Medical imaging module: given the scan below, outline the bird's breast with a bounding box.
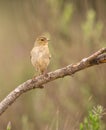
[31,46,50,66]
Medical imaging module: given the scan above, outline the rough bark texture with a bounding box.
[0,48,106,116]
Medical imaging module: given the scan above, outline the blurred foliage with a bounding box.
[82,9,104,50]
[60,3,73,36]
[0,0,106,130]
[80,105,105,130]
[7,121,12,130]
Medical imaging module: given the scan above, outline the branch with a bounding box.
[0,48,106,116]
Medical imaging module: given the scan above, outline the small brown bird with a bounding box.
[30,35,51,75]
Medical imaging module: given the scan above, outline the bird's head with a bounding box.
[35,36,50,46]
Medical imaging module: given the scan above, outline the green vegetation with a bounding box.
[7,122,11,130]
[80,105,105,130]
[82,9,104,47]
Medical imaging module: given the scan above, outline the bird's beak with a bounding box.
[47,39,50,41]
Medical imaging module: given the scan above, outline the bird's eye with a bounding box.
[40,38,44,41]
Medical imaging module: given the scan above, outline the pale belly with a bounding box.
[31,46,50,73]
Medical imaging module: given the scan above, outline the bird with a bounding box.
[30,35,51,76]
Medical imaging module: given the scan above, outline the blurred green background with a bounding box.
[0,0,106,129]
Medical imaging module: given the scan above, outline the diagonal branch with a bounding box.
[0,48,106,116]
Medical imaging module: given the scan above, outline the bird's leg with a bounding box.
[42,69,48,77]
[31,73,44,89]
